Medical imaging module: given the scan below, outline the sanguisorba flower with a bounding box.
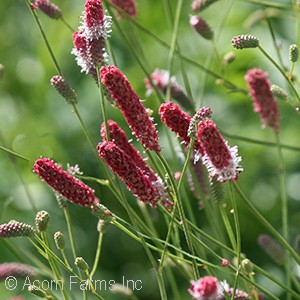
[197,120,243,182]
[97,141,160,207]
[231,35,259,49]
[51,75,77,104]
[190,15,214,40]
[100,66,160,152]
[245,68,280,133]
[191,0,219,12]
[159,101,202,154]
[0,221,35,238]
[108,0,137,18]
[188,276,219,299]
[33,157,97,207]
[34,0,62,19]
[0,263,36,281]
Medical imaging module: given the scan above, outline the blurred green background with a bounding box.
[0,0,300,299]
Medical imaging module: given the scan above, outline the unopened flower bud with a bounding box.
[28,285,47,298]
[271,84,288,101]
[35,210,50,232]
[222,52,236,65]
[188,107,213,138]
[55,192,68,208]
[75,257,89,271]
[0,221,35,238]
[231,35,259,49]
[92,203,115,223]
[241,258,253,274]
[97,219,109,233]
[54,231,65,250]
[221,258,230,267]
[191,0,219,12]
[110,283,133,297]
[51,76,77,104]
[190,15,214,40]
[289,44,298,62]
[34,0,62,19]
[0,64,4,80]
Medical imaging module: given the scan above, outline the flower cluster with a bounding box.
[188,276,250,300]
[108,0,137,18]
[145,69,193,111]
[191,0,219,12]
[50,75,77,104]
[0,221,35,238]
[190,15,214,40]
[0,263,36,280]
[33,157,97,207]
[34,0,62,19]
[72,0,111,74]
[245,68,280,133]
[100,65,160,152]
[231,35,259,49]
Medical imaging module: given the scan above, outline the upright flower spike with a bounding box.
[231,35,259,49]
[197,120,243,182]
[34,0,62,19]
[33,157,97,207]
[159,101,202,154]
[245,68,280,133]
[0,263,36,280]
[289,44,299,63]
[81,0,112,40]
[100,66,160,152]
[191,0,219,12]
[0,221,35,238]
[190,16,214,40]
[97,141,160,207]
[100,120,157,182]
[145,69,193,111]
[108,0,137,18]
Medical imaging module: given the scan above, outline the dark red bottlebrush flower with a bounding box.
[0,221,35,238]
[101,120,157,182]
[231,35,259,49]
[188,276,218,299]
[190,15,214,40]
[33,157,97,207]
[197,120,243,182]
[97,141,160,207]
[245,68,280,133]
[0,263,36,280]
[159,101,202,154]
[72,31,105,74]
[34,0,62,19]
[80,0,112,41]
[100,66,160,152]
[109,0,137,18]
[145,69,193,111]
[51,75,77,104]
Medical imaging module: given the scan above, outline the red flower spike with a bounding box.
[33,158,97,207]
[34,0,62,19]
[197,120,243,182]
[109,0,137,18]
[159,101,202,154]
[101,120,158,182]
[100,66,160,152]
[245,68,280,133]
[0,263,36,280]
[188,276,218,299]
[97,141,160,207]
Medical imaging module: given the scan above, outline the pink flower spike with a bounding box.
[100,66,160,152]
[97,141,160,207]
[197,120,243,182]
[159,101,202,154]
[109,0,137,18]
[188,276,219,299]
[34,0,62,19]
[33,158,97,207]
[245,68,280,133]
[81,0,112,40]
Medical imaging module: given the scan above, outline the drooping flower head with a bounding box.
[245,68,280,133]
[145,69,193,111]
[81,0,112,40]
[101,120,157,181]
[108,0,137,18]
[0,221,35,238]
[100,66,160,152]
[51,75,77,104]
[159,101,202,154]
[188,276,219,299]
[34,0,62,19]
[33,157,97,207]
[197,120,243,182]
[0,263,36,281]
[190,15,214,40]
[97,141,160,207]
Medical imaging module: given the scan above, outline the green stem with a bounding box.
[219,205,237,250]
[258,45,300,106]
[90,231,104,278]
